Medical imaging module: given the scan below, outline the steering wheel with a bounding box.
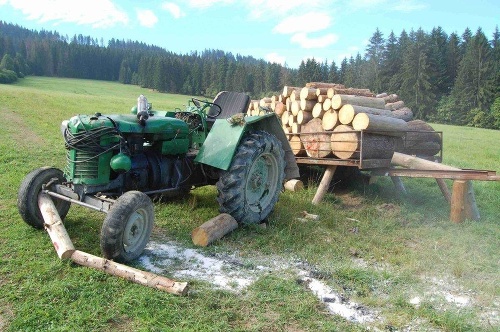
[191,98,222,119]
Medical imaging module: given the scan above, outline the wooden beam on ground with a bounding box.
[312,165,337,205]
[191,213,238,247]
[39,193,188,296]
[435,178,451,204]
[450,180,467,223]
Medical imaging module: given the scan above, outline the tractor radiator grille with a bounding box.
[66,150,99,180]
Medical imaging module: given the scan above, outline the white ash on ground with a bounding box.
[138,240,379,325]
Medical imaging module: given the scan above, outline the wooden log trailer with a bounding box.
[287,128,499,223]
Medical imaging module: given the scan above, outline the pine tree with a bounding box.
[450,28,495,124]
[399,28,435,119]
[365,28,385,93]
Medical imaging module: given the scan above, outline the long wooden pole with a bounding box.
[312,166,337,205]
[38,194,188,296]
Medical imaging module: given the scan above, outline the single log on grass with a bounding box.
[322,110,338,131]
[284,179,304,191]
[300,118,332,158]
[331,125,398,160]
[331,94,386,110]
[338,104,395,124]
[352,113,408,136]
[38,193,75,259]
[71,250,189,296]
[192,213,238,247]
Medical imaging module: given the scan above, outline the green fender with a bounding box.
[194,113,300,180]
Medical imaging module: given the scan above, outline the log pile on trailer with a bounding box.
[247,82,441,162]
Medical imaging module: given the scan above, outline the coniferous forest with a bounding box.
[1,21,499,129]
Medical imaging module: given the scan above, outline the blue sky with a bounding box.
[0,0,498,68]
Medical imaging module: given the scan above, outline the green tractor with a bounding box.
[18,91,299,263]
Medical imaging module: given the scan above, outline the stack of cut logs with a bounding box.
[247,82,441,160]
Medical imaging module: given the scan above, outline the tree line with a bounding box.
[1,21,499,129]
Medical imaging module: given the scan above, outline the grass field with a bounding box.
[0,77,499,331]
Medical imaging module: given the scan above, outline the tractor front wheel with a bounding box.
[216,131,285,224]
[100,191,154,262]
[17,167,71,229]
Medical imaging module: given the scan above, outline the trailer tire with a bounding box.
[100,191,154,262]
[216,130,285,224]
[18,167,71,229]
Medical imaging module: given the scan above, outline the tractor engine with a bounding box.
[61,112,193,196]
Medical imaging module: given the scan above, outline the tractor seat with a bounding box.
[206,91,250,128]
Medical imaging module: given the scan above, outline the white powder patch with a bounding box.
[139,240,378,324]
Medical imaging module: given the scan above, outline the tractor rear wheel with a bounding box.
[100,191,154,262]
[216,131,285,224]
[18,167,71,229]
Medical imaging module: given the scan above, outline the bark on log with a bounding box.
[282,86,301,97]
[383,94,399,103]
[274,101,285,116]
[38,193,75,259]
[301,118,332,158]
[331,125,398,160]
[300,87,318,100]
[322,110,338,131]
[391,107,414,121]
[352,113,409,136]
[290,135,306,156]
[315,88,329,96]
[312,166,337,205]
[71,250,189,296]
[450,180,466,223]
[331,94,386,110]
[306,82,345,89]
[398,120,441,156]
[376,92,388,98]
[385,100,405,110]
[300,99,316,112]
[333,88,375,97]
[297,110,313,125]
[339,104,395,124]
[317,94,328,103]
[284,179,304,192]
[192,213,238,247]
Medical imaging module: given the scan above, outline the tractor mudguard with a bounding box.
[195,113,300,180]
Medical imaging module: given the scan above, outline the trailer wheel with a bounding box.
[18,167,71,229]
[100,191,154,262]
[216,131,285,224]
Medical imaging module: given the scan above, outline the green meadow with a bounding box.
[0,77,498,331]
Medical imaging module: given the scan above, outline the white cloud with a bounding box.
[393,0,427,12]
[187,0,235,9]
[136,9,158,28]
[273,12,332,34]
[246,0,328,19]
[4,0,129,28]
[265,52,286,65]
[291,32,339,49]
[0,0,7,5]
[162,2,185,19]
[349,0,387,9]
